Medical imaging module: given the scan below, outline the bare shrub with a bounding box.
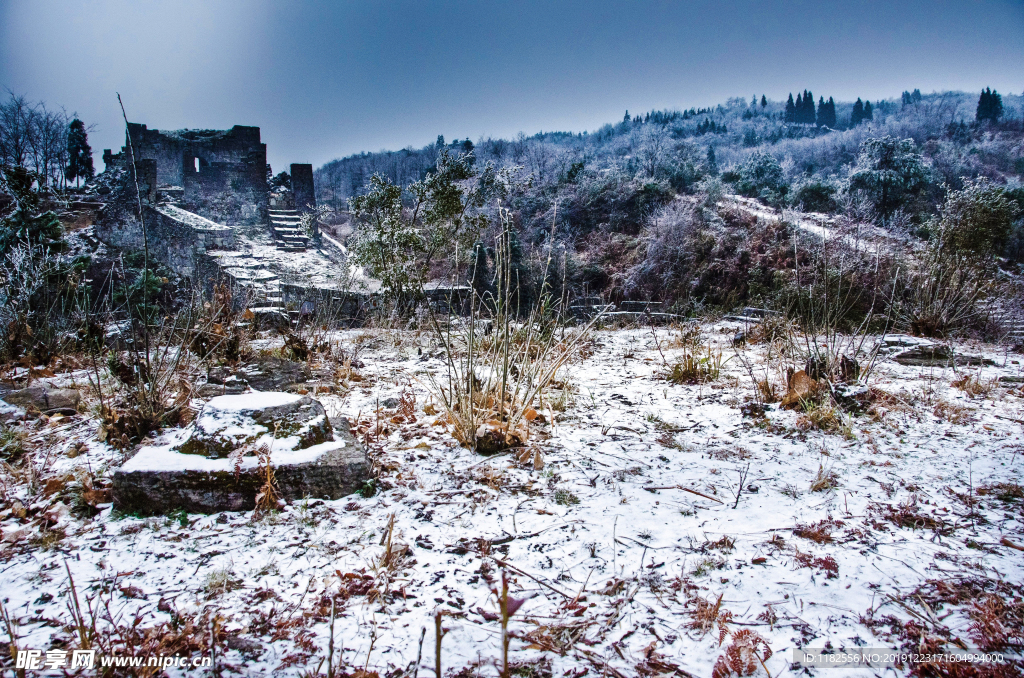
[426,207,600,454]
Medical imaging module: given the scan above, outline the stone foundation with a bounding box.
[112,417,370,514]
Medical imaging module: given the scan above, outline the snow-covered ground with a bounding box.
[1,324,1022,676]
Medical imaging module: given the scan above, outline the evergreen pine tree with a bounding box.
[851,98,865,126]
[785,93,796,122]
[816,96,826,126]
[864,100,873,121]
[991,89,1004,121]
[751,94,757,108]
[976,89,991,121]
[912,89,922,103]
[804,90,816,123]
[65,119,94,188]
[623,110,631,123]
[902,91,912,107]
[976,88,1004,122]
[825,97,837,128]
[706,145,718,175]
[761,94,767,108]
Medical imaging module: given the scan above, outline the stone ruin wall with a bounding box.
[290,163,315,214]
[122,123,269,229]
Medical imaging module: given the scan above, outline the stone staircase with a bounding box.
[269,209,309,251]
[991,309,1024,345]
[210,251,284,311]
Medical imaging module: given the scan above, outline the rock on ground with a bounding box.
[2,385,80,413]
[112,409,369,514]
[177,392,332,458]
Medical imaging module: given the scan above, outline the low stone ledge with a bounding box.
[112,418,369,514]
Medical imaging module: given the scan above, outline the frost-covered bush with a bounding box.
[791,178,841,213]
[894,179,1019,337]
[735,150,788,206]
[624,191,792,309]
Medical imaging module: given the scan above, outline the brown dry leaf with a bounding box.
[42,477,68,497]
[82,488,113,506]
[524,407,538,421]
[243,309,255,320]
[533,449,544,470]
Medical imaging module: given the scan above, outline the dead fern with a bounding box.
[793,517,845,544]
[711,629,773,678]
[792,548,839,578]
[253,444,280,517]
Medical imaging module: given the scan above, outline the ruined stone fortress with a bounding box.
[96,123,371,318]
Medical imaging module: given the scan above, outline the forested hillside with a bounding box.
[315,89,1024,315]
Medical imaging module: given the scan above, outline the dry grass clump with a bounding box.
[204,567,243,597]
[792,549,839,578]
[702,535,736,552]
[691,556,728,577]
[809,463,839,492]
[664,323,705,351]
[951,372,998,398]
[745,315,795,346]
[868,495,949,532]
[755,378,781,403]
[977,482,1023,505]
[426,209,600,455]
[793,516,845,544]
[866,387,917,422]
[661,346,726,385]
[933,399,974,425]
[796,400,852,437]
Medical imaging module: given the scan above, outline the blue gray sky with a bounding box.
[1,0,1022,173]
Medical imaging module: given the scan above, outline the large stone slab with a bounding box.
[112,412,369,515]
[3,385,80,413]
[892,345,993,367]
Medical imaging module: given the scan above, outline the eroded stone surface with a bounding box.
[177,392,331,458]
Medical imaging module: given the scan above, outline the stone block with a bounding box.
[112,415,369,514]
[3,386,81,413]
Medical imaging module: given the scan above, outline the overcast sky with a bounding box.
[1,0,1022,173]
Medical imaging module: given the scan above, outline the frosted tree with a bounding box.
[848,136,929,220]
